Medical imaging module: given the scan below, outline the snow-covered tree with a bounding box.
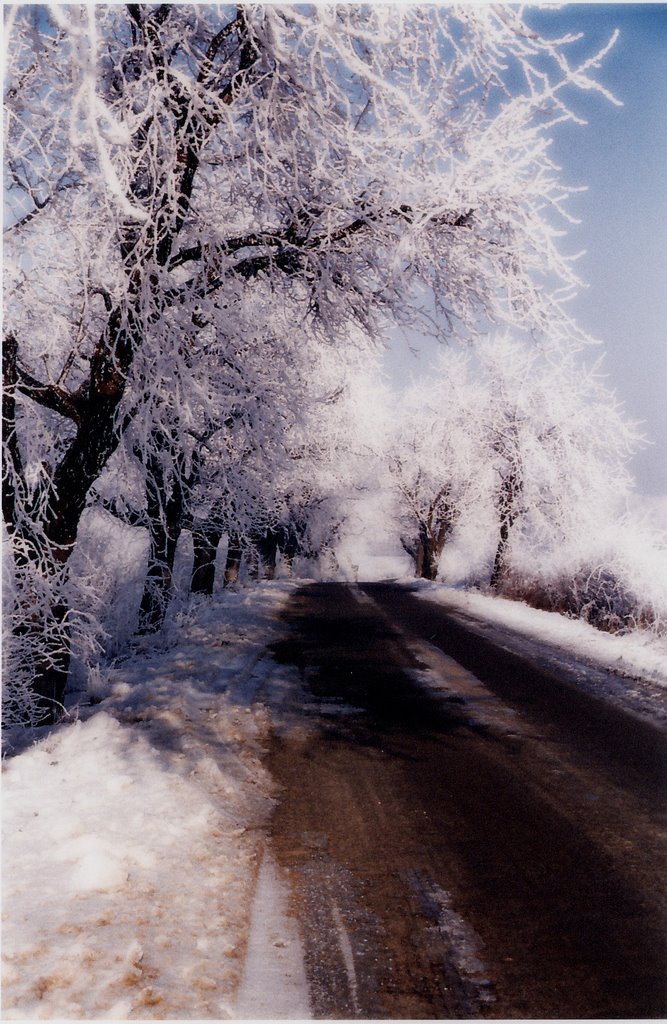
[475,336,641,589]
[189,325,388,590]
[387,338,640,588]
[4,4,619,722]
[387,351,489,580]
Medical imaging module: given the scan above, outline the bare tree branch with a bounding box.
[197,12,243,86]
[15,364,83,425]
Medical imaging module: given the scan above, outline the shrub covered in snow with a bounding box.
[496,519,667,636]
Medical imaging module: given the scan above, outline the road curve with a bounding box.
[264,582,667,1019]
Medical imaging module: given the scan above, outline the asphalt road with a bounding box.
[266,582,667,1019]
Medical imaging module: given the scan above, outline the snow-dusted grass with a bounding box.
[2,583,300,1021]
[413,581,667,689]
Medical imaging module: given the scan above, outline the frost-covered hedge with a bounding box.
[496,526,667,636]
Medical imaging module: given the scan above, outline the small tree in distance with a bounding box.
[388,351,489,581]
[475,335,641,591]
[386,337,641,590]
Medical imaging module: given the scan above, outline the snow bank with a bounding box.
[2,583,299,1020]
[413,582,667,689]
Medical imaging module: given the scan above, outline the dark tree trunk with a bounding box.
[402,535,429,579]
[4,335,77,722]
[138,522,182,633]
[11,576,71,725]
[420,536,441,580]
[137,443,186,634]
[417,522,448,581]
[490,470,522,590]
[224,534,243,587]
[490,517,511,590]
[415,540,426,579]
[421,544,438,580]
[254,528,280,580]
[191,527,222,595]
[263,543,278,581]
[281,526,300,576]
[4,304,145,722]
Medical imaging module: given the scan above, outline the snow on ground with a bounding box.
[412,581,667,690]
[1,583,303,1021]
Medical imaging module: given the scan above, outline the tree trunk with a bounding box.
[420,536,440,581]
[191,527,222,595]
[3,336,68,724]
[4,542,73,726]
[224,534,243,587]
[4,307,146,720]
[5,331,75,721]
[138,522,182,633]
[137,445,186,634]
[414,540,426,579]
[255,529,279,580]
[263,544,278,581]
[281,524,302,576]
[421,543,438,581]
[490,517,511,590]
[490,471,522,590]
[417,522,448,581]
[10,578,71,726]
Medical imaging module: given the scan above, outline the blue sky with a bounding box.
[386,4,667,496]
[531,3,667,496]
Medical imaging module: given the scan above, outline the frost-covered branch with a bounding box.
[13,361,83,425]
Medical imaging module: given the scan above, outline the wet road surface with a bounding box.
[265,582,667,1019]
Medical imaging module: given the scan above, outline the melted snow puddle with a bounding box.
[234,847,312,1019]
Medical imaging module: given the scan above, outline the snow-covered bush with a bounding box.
[498,518,667,636]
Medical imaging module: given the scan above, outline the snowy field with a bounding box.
[3,576,667,1020]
